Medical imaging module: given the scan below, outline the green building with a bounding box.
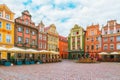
[68,24,85,59]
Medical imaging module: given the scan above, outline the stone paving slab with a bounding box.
[0,60,120,80]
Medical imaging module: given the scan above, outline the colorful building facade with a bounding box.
[59,35,68,59]
[68,24,85,59]
[15,10,38,49]
[85,24,101,58]
[45,24,59,52]
[37,21,47,50]
[101,20,120,61]
[0,4,15,59]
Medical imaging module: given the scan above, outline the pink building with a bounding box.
[37,21,47,50]
[15,10,38,49]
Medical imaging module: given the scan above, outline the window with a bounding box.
[39,27,42,32]
[110,44,114,50]
[43,36,46,40]
[105,31,107,34]
[6,14,10,19]
[87,46,89,50]
[42,28,44,32]
[18,53,21,58]
[117,44,120,50]
[25,38,29,44]
[0,12,2,17]
[110,37,114,42]
[0,22,2,28]
[39,34,42,40]
[72,37,75,42]
[40,42,42,48]
[96,37,98,41]
[32,40,35,45]
[87,38,89,41]
[26,28,29,33]
[0,34,2,42]
[117,29,120,33]
[26,20,28,25]
[77,37,80,41]
[91,31,94,35]
[6,23,11,30]
[18,36,22,43]
[91,38,94,42]
[44,43,46,49]
[96,45,99,50]
[18,27,22,32]
[91,45,94,50]
[117,36,120,42]
[73,32,76,35]
[104,45,108,50]
[32,31,35,35]
[6,35,11,43]
[110,30,113,34]
[104,37,108,42]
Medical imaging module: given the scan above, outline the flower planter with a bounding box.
[30,61,35,64]
[25,61,30,65]
[4,62,11,66]
[16,61,22,65]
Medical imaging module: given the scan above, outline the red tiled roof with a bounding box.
[59,35,67,42]
[45,26,50,31]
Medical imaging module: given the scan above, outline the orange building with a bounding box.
[85,24,101,58]
[59,35,68,59]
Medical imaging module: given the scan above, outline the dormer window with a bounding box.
[6,14,10,19]
[0,12,2,17]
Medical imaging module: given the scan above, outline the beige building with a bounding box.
[45,24,59,52]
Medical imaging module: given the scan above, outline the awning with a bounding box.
[39,50,50,54]
[50,51,59,54]
[110,52,119,55]
[99,52,108,55]
[0,47,7,52]
[7,47,25,53]
[25,49,38,53]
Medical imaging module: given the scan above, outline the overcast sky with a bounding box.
[0,0,120,36]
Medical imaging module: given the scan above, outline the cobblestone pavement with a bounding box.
[0,60,120,80]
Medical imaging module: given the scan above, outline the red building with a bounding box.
[102,20,120,52]
[101,20,120,61]
[37,21,47,50]
[15,10,38,49]
[59,35,68,59]
[85,24,101,58]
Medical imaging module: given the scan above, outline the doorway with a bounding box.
[7,53,11,60]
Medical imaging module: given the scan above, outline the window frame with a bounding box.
[6,23,11,30]
[0,21,2,28]
[0,33,2,42]
[6,35,11,43]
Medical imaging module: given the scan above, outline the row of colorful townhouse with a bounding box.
[68,20,120,62]
[0,4,68,60]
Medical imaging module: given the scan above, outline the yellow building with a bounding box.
[45,24,59,52]
[0,4,14,59]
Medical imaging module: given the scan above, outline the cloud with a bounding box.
[0,0,120,36]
